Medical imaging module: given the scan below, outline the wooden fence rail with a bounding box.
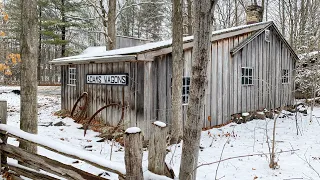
[0,101,126,180]
[0,101,174,180]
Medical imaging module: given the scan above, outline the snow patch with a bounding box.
[125,127,141,134]
[153,121,167,128]
[144,170,173,180]
[257,111,265,115]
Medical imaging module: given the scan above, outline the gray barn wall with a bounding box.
[147,27,295,130]
[61,62,148,133]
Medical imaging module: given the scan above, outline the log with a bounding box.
[124,127,143,180]
[0,144,107,180]
[148,121,168,176]
[0,100,7,171]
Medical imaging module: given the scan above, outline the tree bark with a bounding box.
[187,0,193,35]
[148,122,168,176]
[61,0,66,57]
[179,0,217,180]
[170,0,183,145]
[19,0,38,154]
[108,0,116,50]
[124,131,143,180]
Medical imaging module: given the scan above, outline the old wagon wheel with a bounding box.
[71,92,89,122]
[84,103,124,136]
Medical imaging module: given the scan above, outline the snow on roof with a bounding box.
[52,21,271,63]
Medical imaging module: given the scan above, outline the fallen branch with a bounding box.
[193,149,300,172]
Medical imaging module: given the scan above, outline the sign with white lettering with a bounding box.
[86,74,128,85]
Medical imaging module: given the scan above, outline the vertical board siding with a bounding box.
[211,42,218,125]
[60,28,296,135]
[166,54,173,130]
[217,41,223,125]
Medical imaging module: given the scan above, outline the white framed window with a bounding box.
[182,77,190,105]
[282,69,289,84]
[68,67,76,86]
[241,67,253,85]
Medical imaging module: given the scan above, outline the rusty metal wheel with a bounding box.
[71,92,88,122]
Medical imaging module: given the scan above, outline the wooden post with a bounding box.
[0,100,7,172]
[148,121,168,175]
[124,127,143,180]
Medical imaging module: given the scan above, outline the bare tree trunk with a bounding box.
[179,0,217,180]
[19,0,38,154]
[108,0,116,50]
[187,0,193,35]
[99,0,108,50]
[61,0,66,57]
[170,0,183,145]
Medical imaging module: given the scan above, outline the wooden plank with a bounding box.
[229,37,234,115]
[144,62,153,140]
[166,54,173,130]
[275,32,280,108]
[252,37,258,111]
[263,30,269,108]
[106,63,112,126]
[136,62,145,136]
[211,42,218,126]
[217,40,223,124]
[205,44,212,127]
[123,62,131,130]
[241,46,247,112]
[238,35,244,113]
[231,36,239,114]
[101,64,107,124]
[233,36,239,114]
[7,163,59,180]
[152,59,158,123]
[157,56,167,124]
[222,39,229,124]
[258,34,263,109]
[1,144,107,180]
[131,62,137,127]
[112,62,119,127]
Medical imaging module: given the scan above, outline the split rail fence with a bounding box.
[0,100,173,180]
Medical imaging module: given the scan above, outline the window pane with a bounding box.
[245,77,248,85]
[248,69,253,76]
[249,78,253,85]
[242,68,245,76]
[242,77,245,84]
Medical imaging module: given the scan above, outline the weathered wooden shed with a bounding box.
[50,21,298,139]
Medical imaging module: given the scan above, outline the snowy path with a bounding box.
[0,86,320,180]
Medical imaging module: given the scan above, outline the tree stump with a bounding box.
[148,121,168,176]
[124,127,143,180]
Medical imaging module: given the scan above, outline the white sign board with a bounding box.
[86,74,128,85]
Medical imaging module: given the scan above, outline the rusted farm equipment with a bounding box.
[71,92,89,122]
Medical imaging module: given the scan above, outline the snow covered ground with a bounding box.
[0,86,320,180]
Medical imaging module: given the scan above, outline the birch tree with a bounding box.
[179,0,217,179]
[170,0,183,144]
[19,0,39,154]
